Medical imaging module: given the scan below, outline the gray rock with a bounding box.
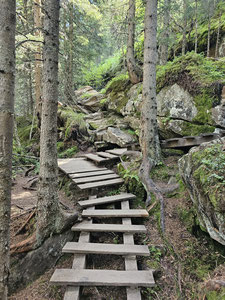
[157,83,198,121]
[219,35,225,57]
[178,138,225,245]
[103,127,136,147]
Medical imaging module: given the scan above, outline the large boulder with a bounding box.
[157,83,198,121]
[75,86,104,112]
[178,138,225,245]
[103,127,136,147]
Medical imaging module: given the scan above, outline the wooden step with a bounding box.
[72,223,146,233]
[77,178,124,190]
[78,193,136,208]
[97,152,119,159]
[70,170,114,179]
[73,173,120,184]
[85,153,108,163]
[105,148,127,156]
[63,242,150,256]
[50,269,155,287]
[82,209,149,218]
[58,158,107,174]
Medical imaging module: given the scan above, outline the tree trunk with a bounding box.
[0,1,16,299]
[160,0,170,64]
[65,3,74,104]
[36,0,77,246]
[194,0,198,53]
[207,12,211,57]
[126,0,142,84]
[182,0,187,55]
[215,10,222,58]
[139,0,164,231]
[33,0,43,126]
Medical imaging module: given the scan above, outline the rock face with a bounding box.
[179,138,225,245]
[157,83,198,121]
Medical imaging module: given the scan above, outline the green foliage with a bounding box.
[58,146,78,158]
[204,288,225,300]
[82,52,123,90]
[156,52,225,94]
[58,107,86,140]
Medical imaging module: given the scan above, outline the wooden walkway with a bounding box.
[51,151,155,299]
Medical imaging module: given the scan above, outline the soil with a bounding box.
[9,157,225,300]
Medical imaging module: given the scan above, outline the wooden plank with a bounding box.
[77,178,124,190]
[70,170,114,179]
[97,152,119,159]
[73,173,120,184]
[72,223,146,233]
[78,193,136,208]
[58,158,106,174]
[63,242,149,256]
[85,153,108,163]
[105,148,127,156]
[50,269,155,287]
[82,209,149,218]
[122,200,142,299]
[64,198,95,300]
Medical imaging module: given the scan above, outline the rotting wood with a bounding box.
[50,269,155,287]
[14,209,36,236]
[78,193,136,208]
[82,209,149,218]
[10,233,36,254]
[63,242,150,256]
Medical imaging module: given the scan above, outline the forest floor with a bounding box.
[9,154,225,300]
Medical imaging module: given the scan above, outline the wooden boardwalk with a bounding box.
[51,152,155,299]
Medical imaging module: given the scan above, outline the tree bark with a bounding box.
[182,0,187,55]
[36,0,77,246]
[194,0,198,53]
[33,0,43,125]
[207,11,211,57]
[0,1,16,299]
[160,0,170,64]
[215,10,222,58]
[126,0,142,84]
[139,0,164,231]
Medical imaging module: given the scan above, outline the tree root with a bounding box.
[139,159,165,233]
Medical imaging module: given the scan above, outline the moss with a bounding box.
[109,91,129,113]
[156,52,225,94]
[105,73,130,93]
[192,143,225,211]
[179,121,215,136]
[205,288,225,300]
[80,92,95,99]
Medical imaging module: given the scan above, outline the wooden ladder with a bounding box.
[50,193,155,299]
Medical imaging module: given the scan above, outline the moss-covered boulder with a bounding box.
[75,86,104,113]
[178,138,225,245]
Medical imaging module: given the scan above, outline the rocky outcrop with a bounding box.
[75,86,104,112]
[178,138,225,245]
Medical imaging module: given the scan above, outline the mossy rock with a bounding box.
[179,138,225,245]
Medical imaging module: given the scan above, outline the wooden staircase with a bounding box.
[53,153,155,299]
